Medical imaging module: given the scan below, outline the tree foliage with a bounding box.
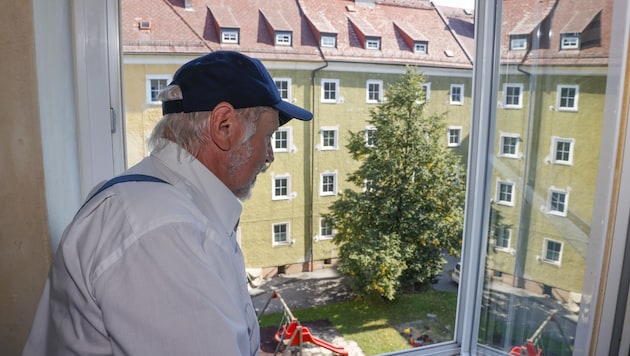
[325,68,466,301]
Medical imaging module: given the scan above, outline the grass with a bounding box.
[259,289,458,355]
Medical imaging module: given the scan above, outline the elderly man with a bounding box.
[23,51,312,355]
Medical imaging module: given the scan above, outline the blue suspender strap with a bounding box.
[81,174,169,209]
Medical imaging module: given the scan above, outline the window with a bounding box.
[320,128,338,150]
[272,175,290,200]
[417,82,431,104]
[272,223,290,245]
[560,33,580,49]
[319,218,334,239]
[495,226,511,250]
[448,126,462,147]
[366,80,383,103]
[275,31,292,46]
[499,134,520,158]
[221,29,239,44]
[548,188,568,216]
[320,172,337,196]
[363,179,374,193]
[146,75,170,104]
[551,137,574,165]
[365,126,376,147]
[321,79,339,103]
[274,78,291,101]
[450,84,464,105]
[273,127,291,153]
[509,34,528,50]
[557,85,579,111]
[321,34,336,48]
[366,37,381,50]
[543,239,563,264]
[414,41,428,53]
[496,180,515,206]
[503,83,523,108]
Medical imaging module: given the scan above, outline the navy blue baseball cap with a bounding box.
[162,51,313,126]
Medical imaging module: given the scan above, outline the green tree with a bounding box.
[325,68,466,301]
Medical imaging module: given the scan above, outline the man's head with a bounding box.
[149,51,312,200]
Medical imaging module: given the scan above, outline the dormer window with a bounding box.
[366,37,381,50]
[220,29,239,44]
[560,33,580,49]
[510,35,528,50]
[321,34,336,48]
[275,31,292,46]
[414,41,428,54]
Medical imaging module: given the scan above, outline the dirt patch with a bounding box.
[260,319,337,355]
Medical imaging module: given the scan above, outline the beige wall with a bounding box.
[0,0,52,354]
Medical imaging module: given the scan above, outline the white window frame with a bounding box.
[423,82,431,102]
[319,217,334,240]
[321,34,336,48]
[320,172,337,196]
[495,226,511,251]
[220,29,239,44]
[146,75,171,104]
[365,37,381,50]
[450,84,464,105]
[272,174,291,201]
[274,78,292,101]
[272,222,291,246]
[447,126,462,147]
[542,238,563,265]
[502,83,523,109]
[556,84,580,111]
[273,127,292,153]
[560,33,580,49]
[366,80,383,103]
[510,35,528,50]
[414,41,428,53]
[496,180,515,207]
[551,136,575,165]
[275,31,292,46]
[365,126,376,147]
[320,79,339,103]
[499,133,520,158]
[320,127,338,150]
[548,188,569,217]
[363,179,374,193]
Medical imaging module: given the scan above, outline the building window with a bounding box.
[551,137,574,165]
[220,29,239,44]
[272,223,290,245]
[363,179,374,193]
[496,180,515,206]
[272,175,290,200]
[414,41,428,53]
[320,218,334,239]
[146,75,171,104]
[450,84,464,105]
[543,239,563,265]
[557,85,579,111]
[560,33,580,49]
[320,128,338,150]
[495,226,511,250]
[499,134,520,158]
[321,79,339,103]
[548,189,568,216]
[366,80,383,103]
[275,32,292,46]
[503,83,523,109]
[509,35,528,50]
[321,34,336,48]
[273,127,291,153]
[365,126,376,147]
[448,127,462,147]
[366,37,381,50]
[274,78,291,101]
[320,173,337,196]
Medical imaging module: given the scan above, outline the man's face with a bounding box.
[229,110,279,200]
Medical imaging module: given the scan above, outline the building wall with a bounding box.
[0,0,52,353]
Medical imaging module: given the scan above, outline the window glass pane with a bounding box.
[479,0,613,354]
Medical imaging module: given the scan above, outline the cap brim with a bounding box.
[274,100,313,126]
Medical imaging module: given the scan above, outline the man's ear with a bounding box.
[208,102,241,151]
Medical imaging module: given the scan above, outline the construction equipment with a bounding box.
[508,310,571,356]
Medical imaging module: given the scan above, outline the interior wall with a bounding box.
[0,0,52,354]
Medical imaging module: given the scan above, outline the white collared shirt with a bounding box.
[23,142,260,355]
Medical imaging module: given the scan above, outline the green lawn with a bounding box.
[258,289,458,355]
